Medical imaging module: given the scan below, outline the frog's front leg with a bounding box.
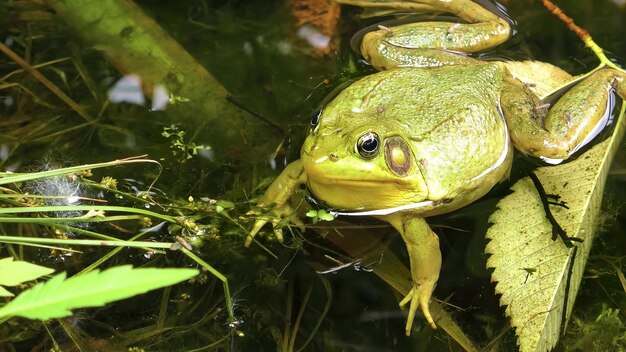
[381,213,441,335]
[503,68,626,162]
[341,0,511,69]
[245,160,307,247]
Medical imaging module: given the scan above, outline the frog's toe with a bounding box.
[245,217,270,247]
[399,283,437,335]
[267,213,308,243]
[269,218,284,243]
[246,212,298,246]
[246,202,306,247]
[290,215,306,232]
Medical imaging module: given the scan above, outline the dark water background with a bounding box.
[1,0,625,351]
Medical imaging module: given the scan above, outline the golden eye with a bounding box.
[357,132,380,158]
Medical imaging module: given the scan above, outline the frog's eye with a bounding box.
[310,110,322,130]
[356,132,380,158]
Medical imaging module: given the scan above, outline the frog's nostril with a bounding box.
[329,153,339,162]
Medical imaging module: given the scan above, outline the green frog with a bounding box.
[246,0,626,336]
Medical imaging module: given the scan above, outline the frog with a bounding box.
[245,0,626,336]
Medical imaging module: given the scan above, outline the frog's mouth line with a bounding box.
[303,160,415,187]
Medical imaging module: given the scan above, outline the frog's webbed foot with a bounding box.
[399,278,437,335]
[527,171,583,248]
[245,203,305,247]
[245,160,307,248]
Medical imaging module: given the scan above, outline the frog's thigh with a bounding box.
[383,214,441,333]
[361,42,477,70]
[362,20,510,70]
[360,0,511,70]
[504,69,626,161]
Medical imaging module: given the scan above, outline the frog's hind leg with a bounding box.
[503,68,626,163]
[344,0,512,70]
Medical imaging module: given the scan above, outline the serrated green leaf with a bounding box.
[0,265,198,320]
[0,257,55,286]
[486,104,625,352]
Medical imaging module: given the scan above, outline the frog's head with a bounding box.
[301,103,429,211]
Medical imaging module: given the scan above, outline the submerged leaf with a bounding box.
[0,265,198,320]
[0,257,54,286]
[486,106,625,351]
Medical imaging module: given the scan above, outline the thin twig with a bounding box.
[226,94,285,134]
[539,0,589,40]
[539,0,623,72]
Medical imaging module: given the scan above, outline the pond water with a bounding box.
[1,0,625,351]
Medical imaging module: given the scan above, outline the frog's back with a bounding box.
[346,62,506,133]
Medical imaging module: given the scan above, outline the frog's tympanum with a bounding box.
[246,0,626,335]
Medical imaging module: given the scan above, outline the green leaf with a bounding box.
[216,200,234,209]
[486,104,625,351]
[0,265,198,320]
[317,209,335,222]
[305,210,318,218]
[0,257,55,286]
[0,286,14,297]
[305,209,335,222]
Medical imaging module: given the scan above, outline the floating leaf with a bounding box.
[306,209,335,223]
[0,257,55,287]
[486,104,625,351]
[0,265,198,320]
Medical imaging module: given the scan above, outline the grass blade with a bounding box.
[0,157,159,185]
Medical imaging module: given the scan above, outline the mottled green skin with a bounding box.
[302,62,512,215]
